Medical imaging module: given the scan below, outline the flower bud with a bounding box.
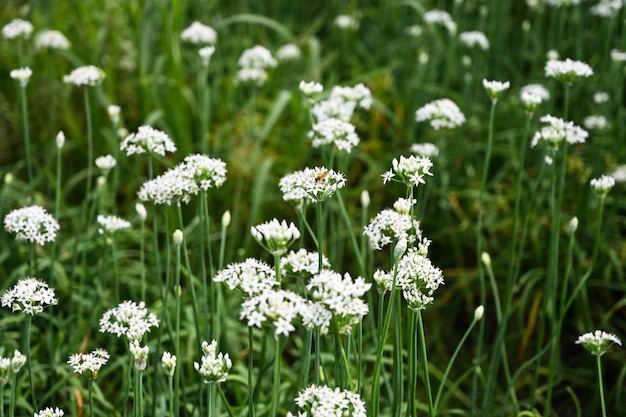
[567,217,578,235]
[135,203,147,221]
[222,210,231,228]
[474,305,484,321]
[394,237,407,260]
[56,131,65,149]
[360,190,370,208]
[481,252,491,267]
[173,229,183,245]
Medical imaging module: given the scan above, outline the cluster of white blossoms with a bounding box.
[180,21,217,45]
[280,249,331,277]
[590,174,616,196]
[240,289,305,337]
[363,198,423,250]
[423,9,457,33]
[576,330,622,356]
[304,270,371,334]
[99,300,159,342]
[382,154,434,188]
[95,154,116,174]
[10,67,32,87]
[97,214,131,234]
[214,258,279,296]
[299,81,323,97]
[0,350,26,385]
[236,45,277,85]
[63,65,105,87]
[279,167,346,204]
[531,115,588,148]
[2,277,58,315]
[458,31,489,50]
[138,154,227,205]
[584,115,609,131]
[4,205,60,246]
[590,0,622,17]
[194,340,232,384]
[287,384,367,417]
[67,349,109,380]
[2,18,33,39]
[309,118,360,153]
[130,342,149,371]
[545,58,593,83]
[251,218,300,257]
[373,248,444,311]
[161,351,176,378]
[609,165,626,182]
[34,408,65,417]
[593,92,609,104]
[610,49,626,62]
[199,46,215,67]
[483,79,510,101]
[410,143,439,158]
[415,98,465,130]
[120,125,177,156]
[334,14,359,30]
[276,43,301,62]
[35,30,71,50]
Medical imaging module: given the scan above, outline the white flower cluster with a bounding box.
[576,330,622,356]
[415,98,465,130]
[194,340,232,383]
[276,43,301,61]
[97,215,131,234]
[236,45,276,85]
[161,351,176,378]
[483,79,510,101]
[0,350,26,385]
[299,81,323,96]
[63,65,105,87]
[590,174,615,196]
[309,118,360,153]
[584,115,609,131]
[2,19,33,39]
[610,165,626,182]
[423,9,457,34]
[590,0,622,17]
[2,277,58,315]
[531,115,588,148]
[214,258,279,296]
[382,154,434,187]
[99,300,159,342]
[68,349,109,379]
[410,143,439,157]
[251,219,300,257]
[459,31,489,50]
[334,15,359,30]
[178,154,227,190]
[363,199,424,250]
[593,92,609,104]
[304,270,371,334]
[199,46,215,67]
[280,249,331,277]
[611,49,626,62]
[130,342,149,370]
[181,21,217,45]
[10,67,32,87]
[240,289,305,337]
[373,248,444,311]
[120,125,177,156]
[4,205,59,246]
[279,167,346,204]
[95,154,116,174]
[35,30,70,50]
[545,58,593,82]
[34,407,65,417]
[287,384,367,417]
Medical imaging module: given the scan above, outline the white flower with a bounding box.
[135,203,147,221]
[35,30,70,50]
[34,407,64,417]
[138,169,196,205]
[97,215,131,234]
[299,81,323,96]
[194,340,231,383]
[291,384,367,417]
[56,131,66,149]
[545,58,593,82]
[238,45,277,70]
[99,300,159,342]
[611,49,626,62]
[120,125,177,156]
[11,350,26,373]
[459,31,489,50]
[0,357,10,385]
[609,165,626,182]
[181,21,217,45]
[130,342,149,371]
[161,351,176,378]
[593,92,610,104]
[280,249,331,277]
[590,0,622,17]
[178,153,227,190]
[4,205,59,246]
[423,9,456,33]
[240,289,304,337]
[68,349,109,379]
[387,154,434,187]
[214,258,279,296]
[63,65,105,87]
[405,25,423,37]
[235,67,268,85]
[10,67,32,87]
[415,98,465,129]
[334,15,359,30]
[410,143,439,157]
[576,330,622,356]
[95,155,116,174]
[2,19,33,39]
[584,115,609,131]
[590,175,615,196]
[279,167,346,204]
[251,219,300,257]
[309,118,360,153]
[199,46,215,67]
[520,91,543,113]
[107,105,121,124]
[521,84,550,101]
[531,115,588,148]
[364,202,424,250]
[1,277,58,315]
[276,43,301,61]
[483,79,510,101]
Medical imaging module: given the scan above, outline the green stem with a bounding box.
[140,220,146,301]
[314,331,321,385]
[88,379,93,417]
[392,292,403,417]
[18,85,33,202]
[334,191,366,275]
[597,356,607,417]
[9,373,16,417]
[406,310,417,417]
[317,202,324,273]
[217,385,235,417]
[84,88,94,225]
[174,233,181,417]
[198,194,210,338]
[111,237,120,302]
[270,336,281,417]
[24,315,37,410]
[168,376,174,417]
[52,142,62,288]
[248,326,255,417]
[29,242,35,277]
[417,312,434,416]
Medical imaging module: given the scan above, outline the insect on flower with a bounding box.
[315,171,329,183]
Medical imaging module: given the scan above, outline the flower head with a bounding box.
[68,349,109,379]
[130,342,149,371]
[11,350,26,373]
[531,115,588,149]
[2,277,58,315]
[289,384,367,417]
[576,330,622,356]
[410,143,439,158]
[545,58,593,83]
[609,165,626,182]
[309,118,360,153]
[178,154,227,190]
[97,215,131,234]
[251,219,300,257]
[276,43,301,61]
[194,340,232,383]
[584,115,609,131]
[95,155,116,175]
[382,154,434,187]
[161,351,176,378]
[138,167,198,206]
[459,31,489,50]
[299,81,323,96]
[415,98,465,130]
[2,19,33,39]
[99,300,159,342]
[181,21,217,45]
[0,357,10,385]
[199,46,215,67]
[590,175,615,197]
[334,15,359,30]
[214,258,279,296]
[279,167,346,204]
[483,79,510,101]
[120,125,177,156]
[63,65,105,87]
[423,9,456,33]
[35,30,70,50]
[238,45,277,69]
[34,408,64,417]
[363,201,424,251]
[240,289,305,337]
[280,249,331,277]
[10,67,32,87]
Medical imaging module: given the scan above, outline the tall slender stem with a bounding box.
[248,326,255,417]
[24,315,37,410]
[18,85,33,202]
[88,379,94,417]
[269,336,281,417]
[597,356,607,417]
[417,312,434,416]
[174,231,181,417]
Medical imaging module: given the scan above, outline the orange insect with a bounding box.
[315,170,329,183]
